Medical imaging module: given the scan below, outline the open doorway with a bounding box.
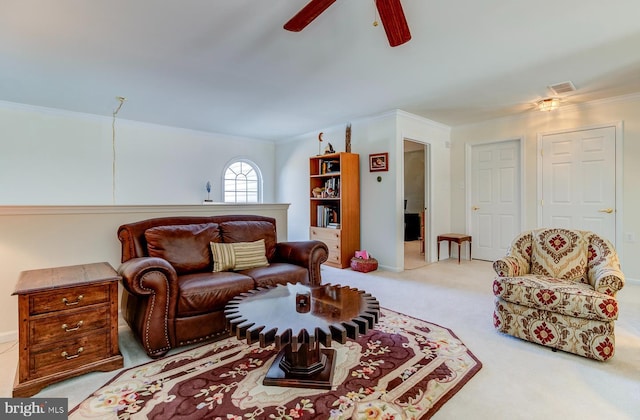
[404,139,429,269]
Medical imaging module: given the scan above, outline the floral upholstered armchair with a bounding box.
[492,228,624,361]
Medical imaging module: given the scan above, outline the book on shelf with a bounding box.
[327,223,341,229]
[316,205,339,228]
[319,159,340,175]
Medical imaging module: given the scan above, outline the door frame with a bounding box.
[402,138,431,266]
[465,137,525,259]
[536,121,624,250]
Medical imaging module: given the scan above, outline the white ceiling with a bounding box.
[2,0,640,141]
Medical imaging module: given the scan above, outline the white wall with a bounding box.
[276,110,451,271]
[450,94,640,280]
[0,101,276,205]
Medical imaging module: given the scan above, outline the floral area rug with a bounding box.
[70,308,481,419]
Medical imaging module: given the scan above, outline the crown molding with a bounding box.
[395,109,452,132]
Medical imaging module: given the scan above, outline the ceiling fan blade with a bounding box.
[284,0,337,32]
[376,0,411,47]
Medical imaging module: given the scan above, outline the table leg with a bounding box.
[263,343,335,390]
[437,239,441,261]
[469,239,472,260]
[458,242,461,264]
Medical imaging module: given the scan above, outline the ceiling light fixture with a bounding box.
[537,97,560,112]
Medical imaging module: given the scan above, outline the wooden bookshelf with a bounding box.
[309,152,360,268]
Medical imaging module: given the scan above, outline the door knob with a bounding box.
[598,208,614,214]
[471,206,480,211]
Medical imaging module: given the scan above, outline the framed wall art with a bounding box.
[369,152,388,172]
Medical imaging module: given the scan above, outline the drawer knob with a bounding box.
[61,320,84,332]
[61,347,84,360]
[62,295,84,306]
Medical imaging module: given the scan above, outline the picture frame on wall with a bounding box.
[369,153,388,172]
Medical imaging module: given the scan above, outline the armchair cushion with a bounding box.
[530,228,588,282]
[145,223,220,274]
[493,275,618,322]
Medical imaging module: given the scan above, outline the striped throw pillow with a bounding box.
[233,239,270,270]
[210,242,236,272]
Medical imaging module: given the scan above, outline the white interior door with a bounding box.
[540,126,616,242]
[469,140,521,261]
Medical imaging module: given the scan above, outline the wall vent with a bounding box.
[549,81,576,95]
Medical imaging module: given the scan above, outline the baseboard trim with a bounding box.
[0,330,17,344]
[625,277,640,286]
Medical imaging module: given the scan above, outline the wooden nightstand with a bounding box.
[12,262,124,397]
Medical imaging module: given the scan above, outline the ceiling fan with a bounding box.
[284,0,411,47]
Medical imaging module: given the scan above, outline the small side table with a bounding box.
[437,234,472,264]
[12,262,124,397]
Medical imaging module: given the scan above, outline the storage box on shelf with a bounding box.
[309,152,360,268]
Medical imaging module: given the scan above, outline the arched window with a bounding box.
[223,159,262,203]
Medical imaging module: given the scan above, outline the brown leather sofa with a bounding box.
[117,215,328,358]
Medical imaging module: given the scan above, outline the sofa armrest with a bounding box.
[118,257,179,357]
[119,257,178,296]
[493,256,530,277]
[274,240,329,286]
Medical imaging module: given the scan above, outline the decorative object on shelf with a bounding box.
[369,152,389,172]
[324,142,335,154]
[312,187,324,198]
[204,181,213,202]
[317,132,324,155]
[345,123,352,153]
[351,249,378,273]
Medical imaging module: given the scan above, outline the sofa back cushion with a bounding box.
[219,221,277,260]
[531,228,588,282]
[145,223,221,274]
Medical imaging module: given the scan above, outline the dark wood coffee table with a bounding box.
[224,282,380,389]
